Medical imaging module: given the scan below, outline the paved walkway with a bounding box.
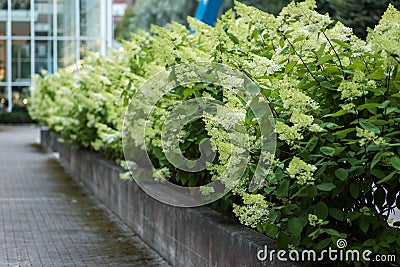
[0,126,169,267]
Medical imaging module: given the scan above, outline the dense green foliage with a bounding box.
[32,1,400,265]
[0,109,35,124]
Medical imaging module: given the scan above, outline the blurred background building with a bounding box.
[0,0,129,113]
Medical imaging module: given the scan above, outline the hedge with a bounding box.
[29,1,400,265]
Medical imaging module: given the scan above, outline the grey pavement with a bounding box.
[0,126,169,267]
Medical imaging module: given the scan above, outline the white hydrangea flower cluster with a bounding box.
[279,88,319,114]
[356,127,384,146]
[287,157,317,185]
[203,92,249,190]
[244,54,282,77]
[337,69,370,100]
[233,193,270,228]
[367,4,400,68]
[152,167,171,182]
[308,214,327,227]
[274,77,322,146]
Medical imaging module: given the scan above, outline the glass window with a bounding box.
[12,21,31,36]
[0,22,6,36]
[35,0,54,37]
[12,40,31,82]
[35,40,53,74]
[11,1,31,27]
[80,0,100,38]
[57,0,76,37]
[57,40,76,69]
[1,0,8,10]
[0,86,7,113]
[12,0,30,10]
[0,40,6,82]
[80,40,100,59]
[12,86,30,111]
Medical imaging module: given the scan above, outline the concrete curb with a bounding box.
[41,129,299,267]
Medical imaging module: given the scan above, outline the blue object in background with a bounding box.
[194,0,223,26]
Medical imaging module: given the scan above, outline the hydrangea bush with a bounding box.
[30,1,400,264]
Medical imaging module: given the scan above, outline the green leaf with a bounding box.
[334,147,346,155]
[308,228,324,240]
[371,152,382,170]
[371,169,386,179]
[314,201,328,220]
[349,183,360,199]
[329,208,345,221]
[334,128,355,137]
[316,42,327,59]
[264,224,279,238]
[152,147,165,159]
[359,216,369,233]
[324,228,343,237]
[377,171,397,184]
[316,183,336,191]
[357,103,381,110]
[285,61,297,74]
[320,81,332,89]
[277,232,289,249]
[335,168,348,181]
[393,65,398,79]
[183,88,193,98]
[369,119,389,126]
[390,157,400,171]
[332,109,349,117]
[367,69,386,80]
[316,55,332,65]
[188,174,199,187]
[226,32,239,44]
[320,146,335,156]
[332,39,350,48]
[287,217,307,236]
[176,171,188,185]
[306,136,319,152]
[359,120,381,134]
[269,210,279,223]
[315,238,331,250]
[276,180,289,197]
[363,239,376,246]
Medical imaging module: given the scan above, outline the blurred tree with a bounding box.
[114,7,136,41]
[114,0,400,40]
[220,0,292,15]
[319,0,400,38]
[124,0,198,33]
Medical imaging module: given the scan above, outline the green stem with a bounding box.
[284,36,320,85]
[321,31,345,78]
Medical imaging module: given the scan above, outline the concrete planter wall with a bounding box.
[41,129,298,267]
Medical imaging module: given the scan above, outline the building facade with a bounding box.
[0,0,113,113]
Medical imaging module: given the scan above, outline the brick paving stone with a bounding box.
[0,126,170,267]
